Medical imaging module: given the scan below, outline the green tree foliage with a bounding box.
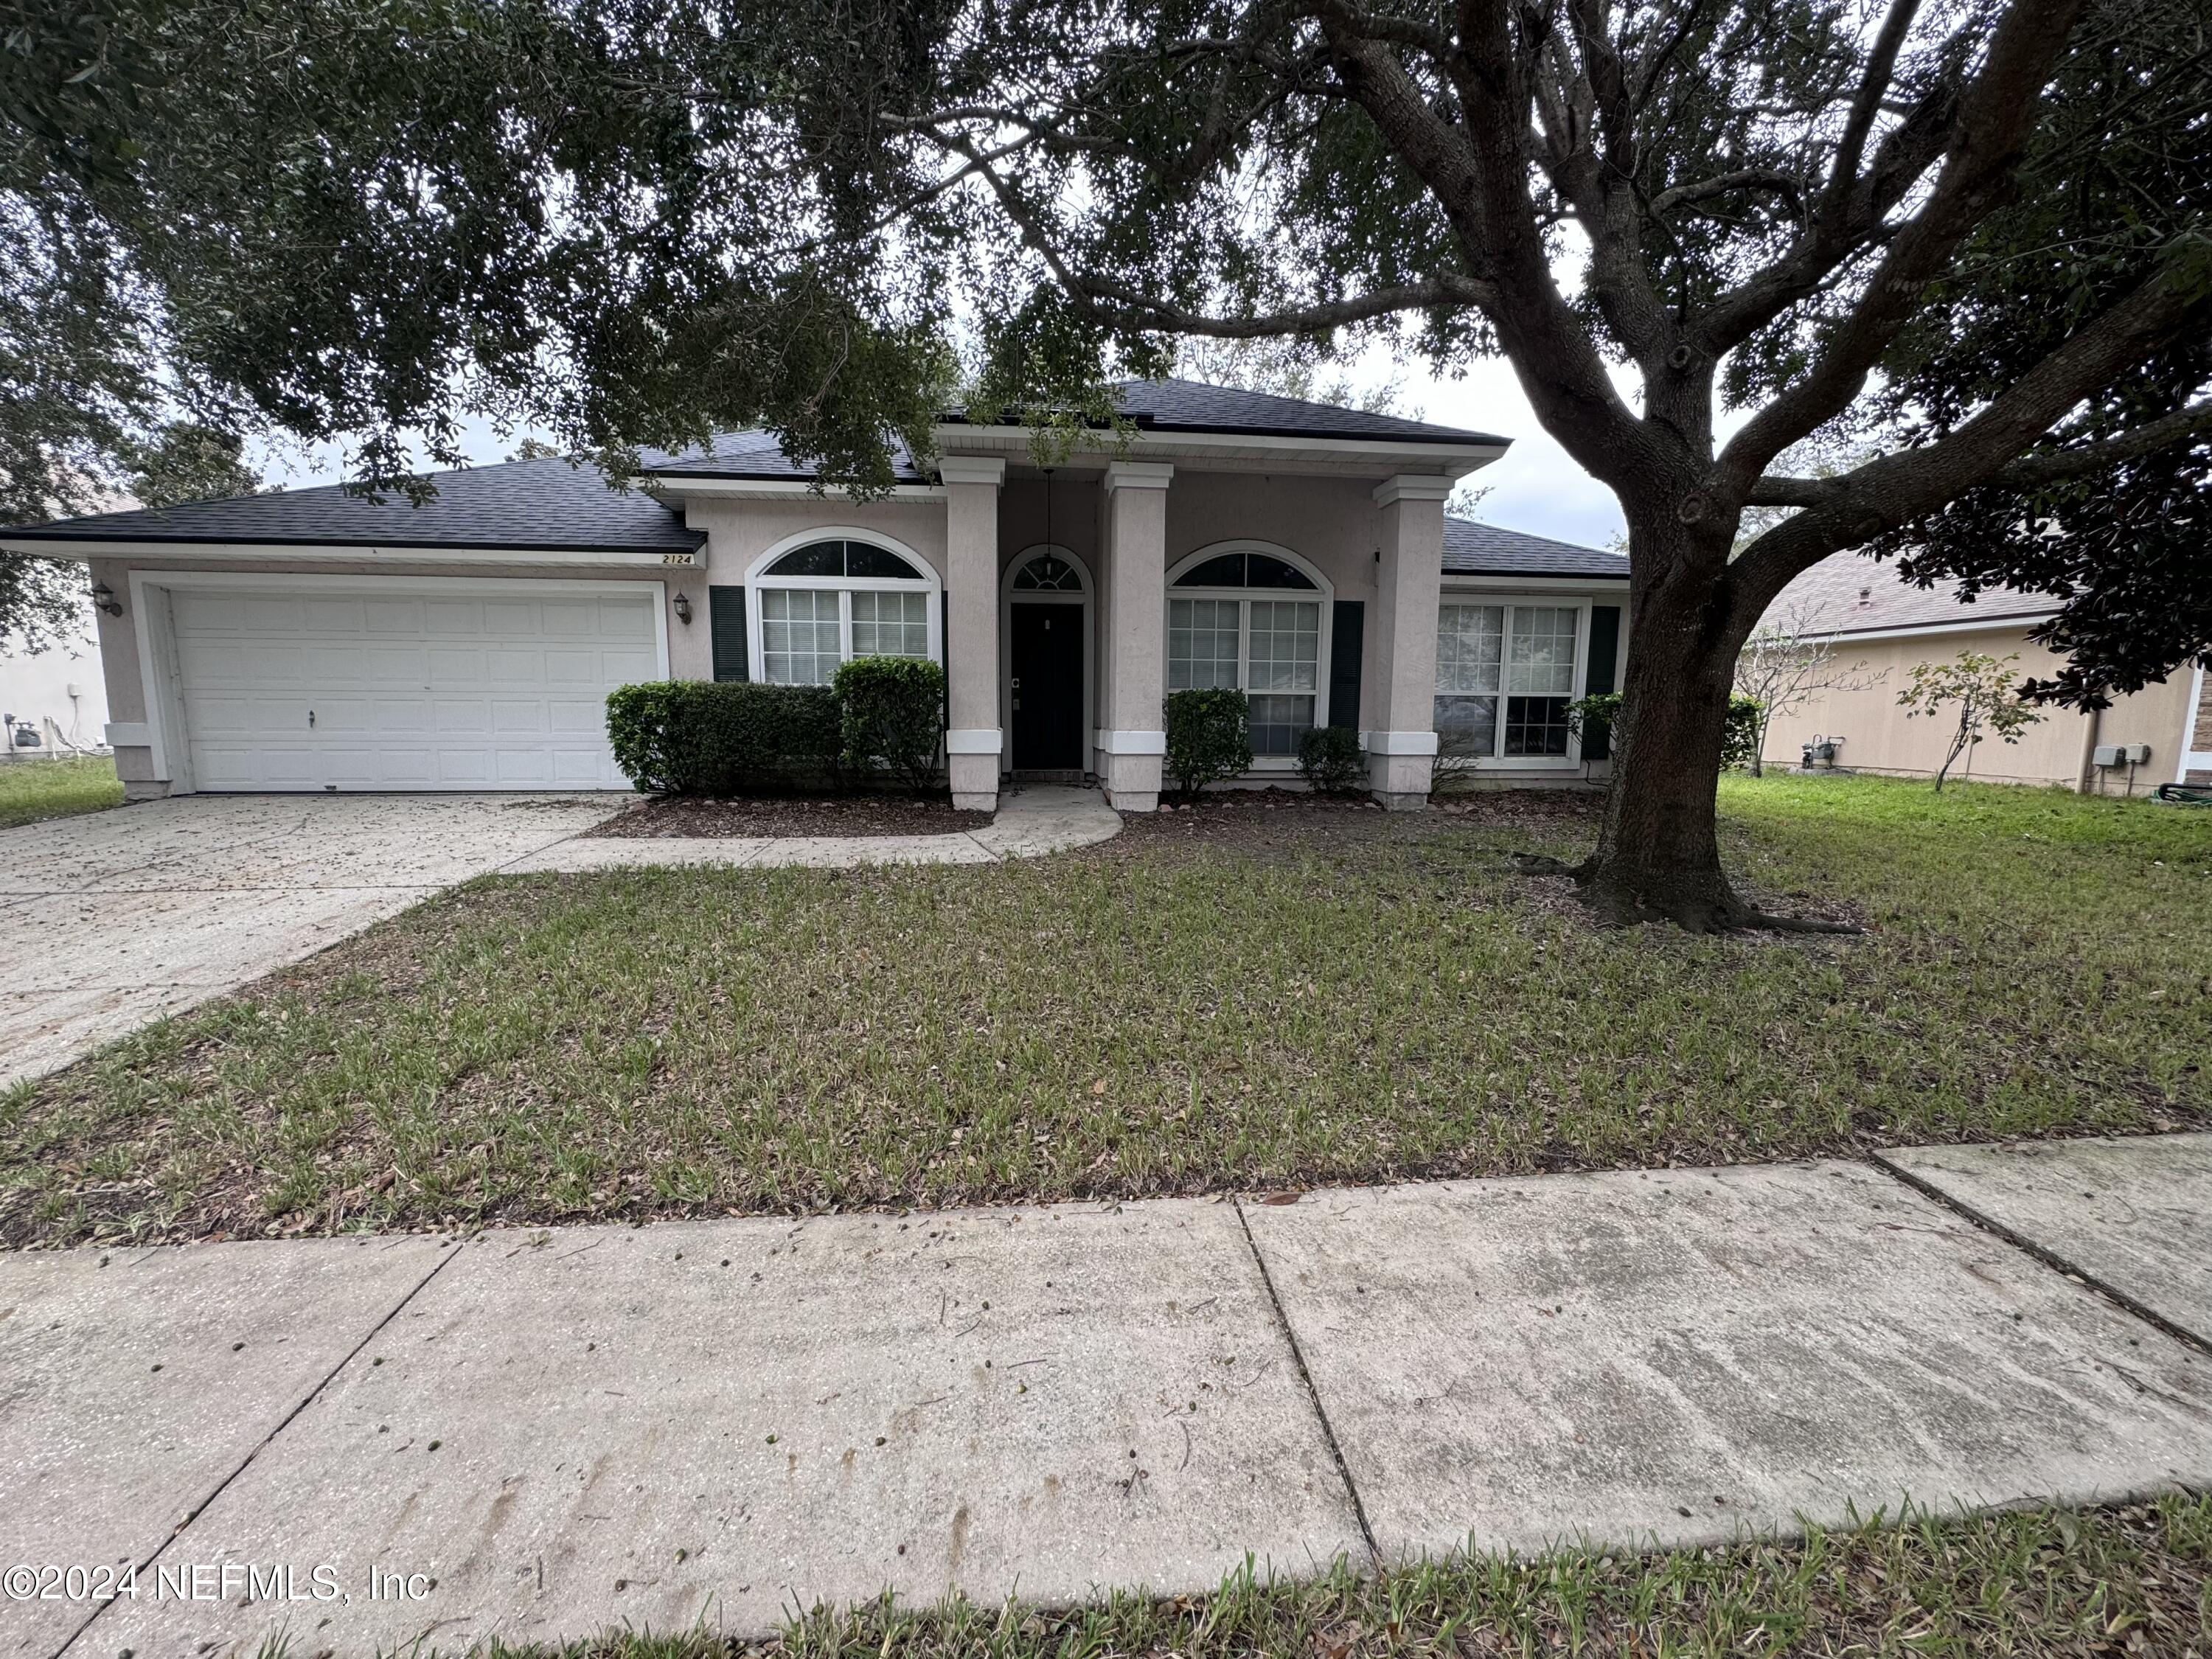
[1897,653,2045,791]
[118,421,262,508]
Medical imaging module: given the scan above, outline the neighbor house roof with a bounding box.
[1767,551,2059,636]
[1443,519,1628,580]
[0,456,704,554]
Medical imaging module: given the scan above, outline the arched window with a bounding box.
[1166,543,1332,757]
[1012,552,1084,591]
[748,534,939,685]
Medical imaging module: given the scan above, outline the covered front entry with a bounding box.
[1004,546,1091,779]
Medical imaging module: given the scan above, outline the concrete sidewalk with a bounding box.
[502,785,1122,872]
[5,1134,2208,1658]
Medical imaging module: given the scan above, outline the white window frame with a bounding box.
[1434,594,1594,770]
[1164,540,1335,770]
[745,527,942,685]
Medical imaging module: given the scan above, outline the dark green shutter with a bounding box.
[1327,599,1365,729]
[709,586,748,681]
[1583,605,1621,759]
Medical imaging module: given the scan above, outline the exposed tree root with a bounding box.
[1510,852,1864,935]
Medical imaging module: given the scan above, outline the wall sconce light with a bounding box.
[672,591,693,625]
[91,582,122,616]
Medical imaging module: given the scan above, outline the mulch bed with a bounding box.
[1110,784,1607,845]
[588,794,995,838]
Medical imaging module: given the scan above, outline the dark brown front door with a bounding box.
[1010,603,1084,771]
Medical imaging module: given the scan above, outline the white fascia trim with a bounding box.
[4,539,703,566]
[1442,575,1630,594]
[936,456,1008,487]
[1096,728,1168,755]
[1103,461,1175,493]
[1365,728,1441,756]
[929,423,1504,473]
[646,479,946,502]
[1374,475,1455,505]
[1809,612,2059,644]
[946,728,1004,755]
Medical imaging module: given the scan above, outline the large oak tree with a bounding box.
[5,0,2208,925]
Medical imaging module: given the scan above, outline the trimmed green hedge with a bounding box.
[605,681,842,794]
[1298,724,1367,793]
[1566,691,1763,771]
[833,655,947,791]
[1164,687,1252,796]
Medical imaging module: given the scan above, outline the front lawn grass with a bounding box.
[0,754,122,830]
[4,773,2208,1245]
[293,1495,2212,1658]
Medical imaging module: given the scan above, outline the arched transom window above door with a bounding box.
[747,533,939,685]
[1166,543,1332,758]
[1011,550,1085,591]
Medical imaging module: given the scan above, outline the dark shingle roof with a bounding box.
[3,381,1509,549]
[637,430,932,481]
[1109,379,1507,446]
[1,457,701,552]
[1443,519,1628,580]
[1767,551,2057,635]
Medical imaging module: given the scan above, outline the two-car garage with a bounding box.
[146,577,664,792]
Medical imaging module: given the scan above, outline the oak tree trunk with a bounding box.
[1579,594,1750,928]
[1559,515,1820,931]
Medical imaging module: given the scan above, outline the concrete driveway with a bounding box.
[0,793,619,1087]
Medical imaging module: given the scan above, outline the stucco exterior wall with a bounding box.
[1162,472,1383,728]
[1759,624,2194,791]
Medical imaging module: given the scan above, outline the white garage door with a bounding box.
[170,583,661,790]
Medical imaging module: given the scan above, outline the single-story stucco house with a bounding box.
[0,380,1631,813]
[1759,551,2202,793]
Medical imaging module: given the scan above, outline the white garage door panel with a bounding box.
[170,583,656,791]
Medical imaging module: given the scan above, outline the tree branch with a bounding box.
[1727,257,2209,622]
[1714,0,2093,497]
[1997,397,2212,486]
[1650,168,1804,217]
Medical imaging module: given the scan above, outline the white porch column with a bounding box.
[940,455,1006,811]
[1098,460,1175,811]
[1366,475,1452,809]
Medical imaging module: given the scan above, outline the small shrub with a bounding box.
[833,655,947,791]
[1565,691,1763,771]
[605,681,841,794]
[1164,688,1252,796]
[1298,725,1367,794]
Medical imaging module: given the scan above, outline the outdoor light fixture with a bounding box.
[90,582,122,616]
[672,591,693,625]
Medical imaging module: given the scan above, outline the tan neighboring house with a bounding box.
[1759,552,2203,793]
[0,380,1631,813]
